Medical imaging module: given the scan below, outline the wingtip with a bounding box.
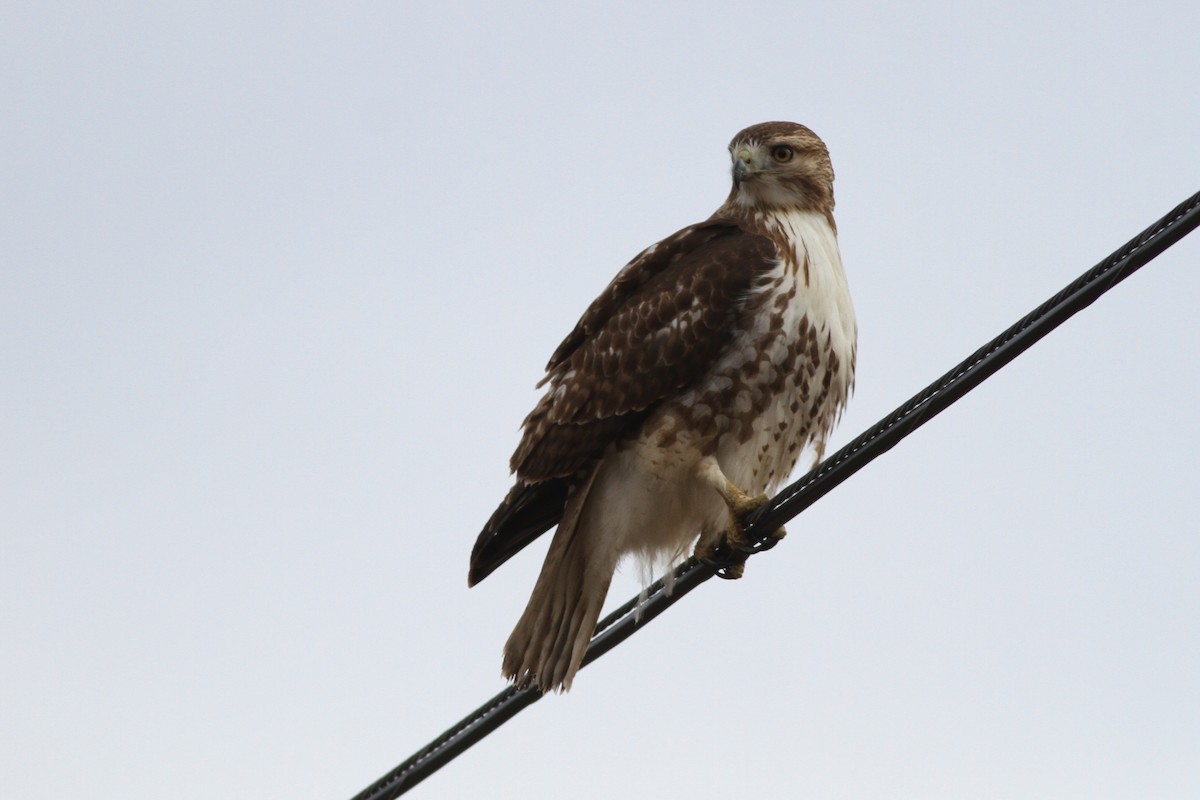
[467,552,485,587]
[469,479,569,589]
[468,532,497,587]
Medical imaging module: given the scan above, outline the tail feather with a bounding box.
[501,467,615,692]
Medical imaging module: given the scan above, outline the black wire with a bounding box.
[349,190,1200,800]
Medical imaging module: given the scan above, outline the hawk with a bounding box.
[469,121,857,692]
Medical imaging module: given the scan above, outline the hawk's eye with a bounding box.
[771,145,795,163]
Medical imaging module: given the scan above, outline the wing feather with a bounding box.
[512,219,777,481]
[471,218,777,583]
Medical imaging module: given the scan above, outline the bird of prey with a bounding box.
[469,121,857,692]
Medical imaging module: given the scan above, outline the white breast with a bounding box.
[768,210,856,363]
[604,211,857,566]
[718,209,857,494]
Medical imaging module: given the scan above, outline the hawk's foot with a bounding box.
[694,494,782,580]
[693,534,747,580]
[724,489,782,549]
[727,489,770,520]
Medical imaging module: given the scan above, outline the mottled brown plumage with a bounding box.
[471,122,857,691]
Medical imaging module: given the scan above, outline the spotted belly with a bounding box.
[660,310,850,490]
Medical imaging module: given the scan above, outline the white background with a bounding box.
[3,2,1198,798]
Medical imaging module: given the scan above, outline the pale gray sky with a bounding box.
[3,2,1198,798]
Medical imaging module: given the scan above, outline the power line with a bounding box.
[350,189,1200,800]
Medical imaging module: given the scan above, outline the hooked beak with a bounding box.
[731,148,754,186]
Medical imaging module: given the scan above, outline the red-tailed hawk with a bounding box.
[470,121,856,692]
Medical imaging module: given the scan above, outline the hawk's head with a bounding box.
[721,121,835,216]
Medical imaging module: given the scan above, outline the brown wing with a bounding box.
[511,219,777,480]
[469,478,569,586]
[469,219,778,584]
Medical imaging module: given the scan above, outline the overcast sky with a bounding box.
[3,2,1198,798]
